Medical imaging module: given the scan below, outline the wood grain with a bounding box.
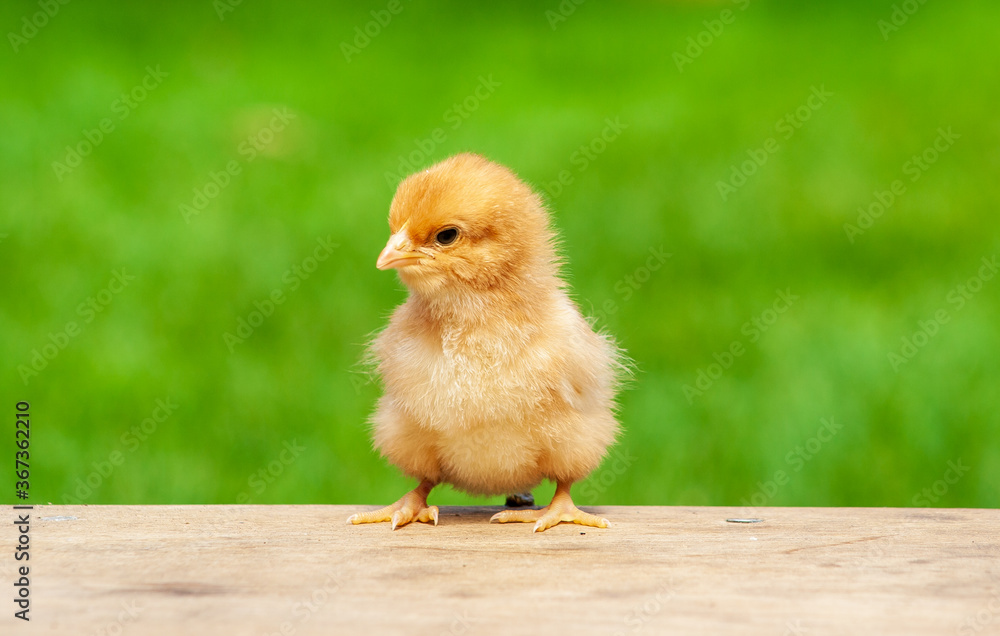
[4,505,998,635]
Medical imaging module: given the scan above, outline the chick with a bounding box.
[348,153,623,533]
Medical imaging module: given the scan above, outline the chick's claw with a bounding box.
[390,504,439,530]
[347,481,438,530]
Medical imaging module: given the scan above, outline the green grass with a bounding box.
[1,0,997,508]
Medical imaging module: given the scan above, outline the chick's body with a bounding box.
[350,153,622,532]
[372,278,618,497]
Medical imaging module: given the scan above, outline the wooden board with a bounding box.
[4,505,998,635]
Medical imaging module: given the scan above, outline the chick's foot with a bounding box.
[347,480,438,530]
[490,481,609,533]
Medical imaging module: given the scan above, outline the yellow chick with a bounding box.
[348,153,623,532]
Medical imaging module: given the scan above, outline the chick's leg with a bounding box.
[490,481,609,533]
[504,492,535,507]
[346,480,438,530]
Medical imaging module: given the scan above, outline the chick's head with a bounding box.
[377,153,557,295]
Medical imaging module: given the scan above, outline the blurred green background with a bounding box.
[1,0,997,509]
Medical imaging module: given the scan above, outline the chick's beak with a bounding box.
[376,230,426,270]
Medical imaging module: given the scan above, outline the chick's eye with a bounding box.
[435,228,459,246]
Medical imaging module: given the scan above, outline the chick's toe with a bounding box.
[347,480,439,530]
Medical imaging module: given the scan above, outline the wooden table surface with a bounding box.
[4,505,998,635]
